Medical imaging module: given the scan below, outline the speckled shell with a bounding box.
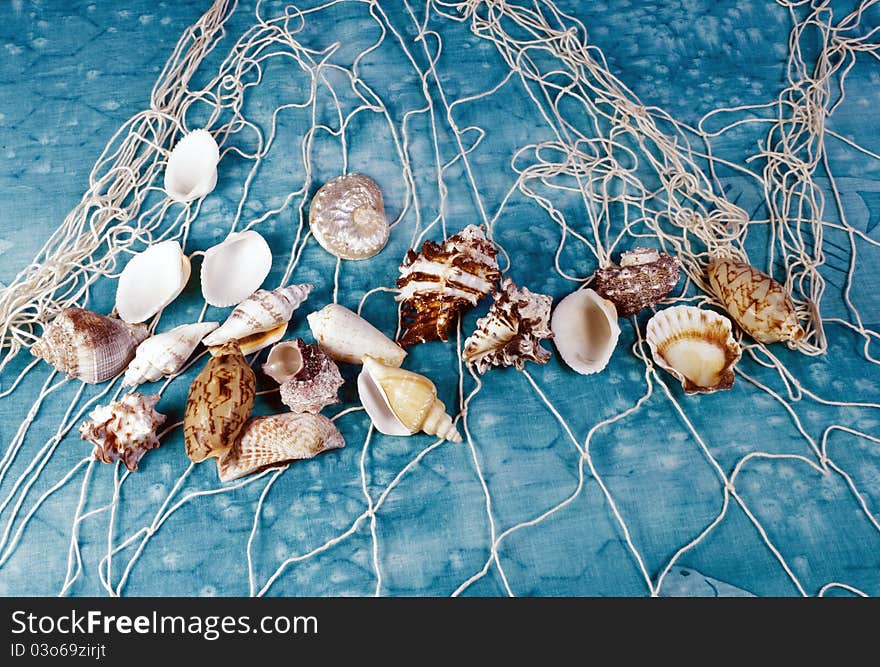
[706,258,804,345]
[273,340,344,414]
[79,393,167,471]
[463,278,553,374]
[217,412,345,482]
[396,225,501,346]
[309,174,389,260]
[31,308,150,384]
[593,247,681,318]
[123,321,219,386]
[183,342,256,463]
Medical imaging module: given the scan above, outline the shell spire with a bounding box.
[79,393,167,471]
[123,321,219,387]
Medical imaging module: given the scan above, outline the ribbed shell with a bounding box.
[123,321,219,386]
[593,247,681,317]
[276,340,344,414]
[309,174,389,260]
[79,393,167,471]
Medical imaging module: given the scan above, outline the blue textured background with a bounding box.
[0,0,878,596]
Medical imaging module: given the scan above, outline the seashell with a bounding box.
[309,174,390,260]
[163,128,220,202]
[463,278,553,374]
[183,342,256,463]
[550,288,620,375]
[306,303,406,367]
[645,305,742,394]
[273,340,344,414]
[217,412,345,482]
[201,230,272,308]
[31,308,149,384]
[202,284,313,355]
[706,257,804,345]
[79,393,167,471]
[115,240,191,324]
[592,247,681,318]
[396,224,501,346]
[357,355,462,442]
[123,321,219,387]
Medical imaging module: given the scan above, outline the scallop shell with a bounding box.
[592,247,681,318]
[123,321,219,387]
[217,412,345,482]
[645,306,742,394]
[163,129,220,202]
[183,342,256,463]
[79,393,167,471]
[706,257,804,345]
[31,308,150,384]
[202,284,313,355]
[396,225,501,346]
[201,230,272,308]
[115,240,191,324]
[309,174,389,260]
[263,339,344,414]
[357,356,462,442]
[463,278,553,374]
[306,303,406,367]
[550,288,620,375]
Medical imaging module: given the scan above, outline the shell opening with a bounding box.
[263,341,304,384]
[356,363,413,437]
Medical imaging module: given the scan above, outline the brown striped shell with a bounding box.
[79,393,167,471]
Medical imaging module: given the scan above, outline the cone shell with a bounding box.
[163,128,220,203]
[264,340,344,414]
[592,247,681,318]
[357,356,462,442]
[115,240,191,324]
[217,412,345,482]
[309,174,389,260]
[201,230,273,307]
[31,308,150,384]
[396,225,501,345]
[79,393,167,471]
[706,258,804,345]
[307,303,406,367]
[123,321,219,387]
[645,306,742,394]
[183,342,256,463]
[550,288,620,375]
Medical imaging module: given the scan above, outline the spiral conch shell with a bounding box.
[123,322,218,386]
[217,412,345,482]
[463,278,553,374]
[357,356,462,442]
[202,284,313,355]
[79,393,167,471]
[263,339,344,414]
[309,174,389,260]
[550,288,620,375]
[31,308,150,384]
[396,225,501,346]
[307,303,406,367]
[706,258,804,345]
[183,342,256,463]
[593,247,681,317]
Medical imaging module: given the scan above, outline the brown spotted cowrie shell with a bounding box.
[183,342,255,463]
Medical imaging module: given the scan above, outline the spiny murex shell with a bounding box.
[123,321,219,387]
[79,393,167,471]
[163,128,220,203]
[263,339,344,414]
[202,284,313,355]
[396,224,501,346]
[307,303,406,367]
[201,230,272,308]
[115,240,191,324]
[550,288,620,375]
[31,308,149,384]
[645,305,742,394]
[309,174,389,260]
[592,247,681,318]
[217,412,345,482]
[183,342,256,463]
[463,277,553,374]
[357,355,462,442]
[706,257,804,345]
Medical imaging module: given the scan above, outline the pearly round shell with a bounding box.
[115,240,191,324]
[163,129,220,202]
[550,288,620,375]
[123,321,219,386]
[309,174,389,260]
[201,230,272,308]
[79,393,167,471]
[307,303,406,367]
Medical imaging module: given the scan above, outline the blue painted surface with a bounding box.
[0,0,878,596]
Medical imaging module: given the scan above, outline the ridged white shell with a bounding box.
[79,393,167,471]
[201,230,272,307]
[163,129,220,202]
[307,303,406,367]
[123,321,219,386]
[115,240,191,323]
[550,288,620,375]
[309,174,389,260]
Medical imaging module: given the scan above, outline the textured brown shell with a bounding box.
[593,249,681,318]
[183,342,255,463]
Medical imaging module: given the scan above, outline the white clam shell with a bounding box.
[306,303,406,367]
[550,288,620,375]
[115,240,191,324]
[163,129,220,202]
[123,321,219,387]
[201,230,272,307]
[309,174,389,260]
